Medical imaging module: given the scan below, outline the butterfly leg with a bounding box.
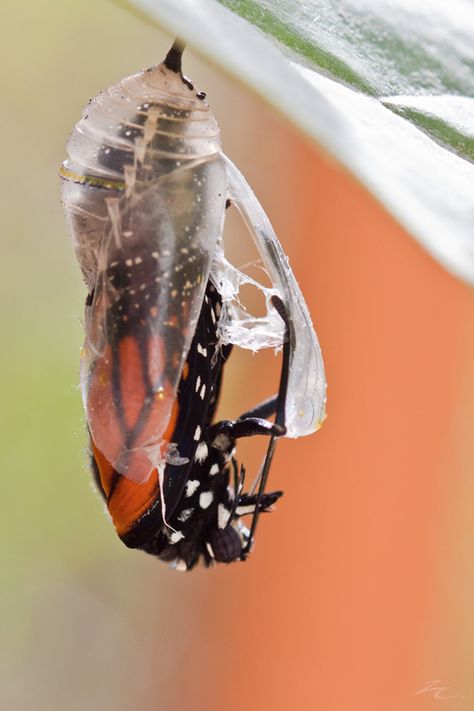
[207,416,284,441]
[240,295,290,559]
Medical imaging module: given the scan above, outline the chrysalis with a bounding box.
[61,43,227,483]
[61,41,326,569]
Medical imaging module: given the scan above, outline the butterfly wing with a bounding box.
[90,282,229,548]
[221,156,327,437]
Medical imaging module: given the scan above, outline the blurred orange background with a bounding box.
[1,2,473,710]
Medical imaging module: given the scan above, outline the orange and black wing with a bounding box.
[90,281,231,548]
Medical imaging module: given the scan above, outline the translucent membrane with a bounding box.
[61,62,226,482]
[211,156,327,437]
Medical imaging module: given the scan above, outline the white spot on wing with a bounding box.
[194,425,201,441]
[199,491,214,509]
[195,375,201,392]
[194,442,208,463]
[186,480,200,497]
[200,384,206,400]
[209,463,219,476]
[197,343,207,357]
[170,530,184,544]
[218,503,231,529]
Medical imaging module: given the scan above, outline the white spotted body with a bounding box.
[143,415,282,569]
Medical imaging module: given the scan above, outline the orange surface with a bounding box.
[160,115,473,711]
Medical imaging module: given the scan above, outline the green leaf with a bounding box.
[117,0,474,283]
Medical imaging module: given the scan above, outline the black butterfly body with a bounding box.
[91,280,288,570]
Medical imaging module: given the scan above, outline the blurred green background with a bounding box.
[0,3,222,707]
[2,3,473,710]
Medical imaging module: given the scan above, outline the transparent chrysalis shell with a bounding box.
[61,46,326,484]
[216,156,326,437]
[61,55,226,482]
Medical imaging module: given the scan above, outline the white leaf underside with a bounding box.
[124,0,474,284]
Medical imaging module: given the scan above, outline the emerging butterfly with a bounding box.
[61,40,326,570]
